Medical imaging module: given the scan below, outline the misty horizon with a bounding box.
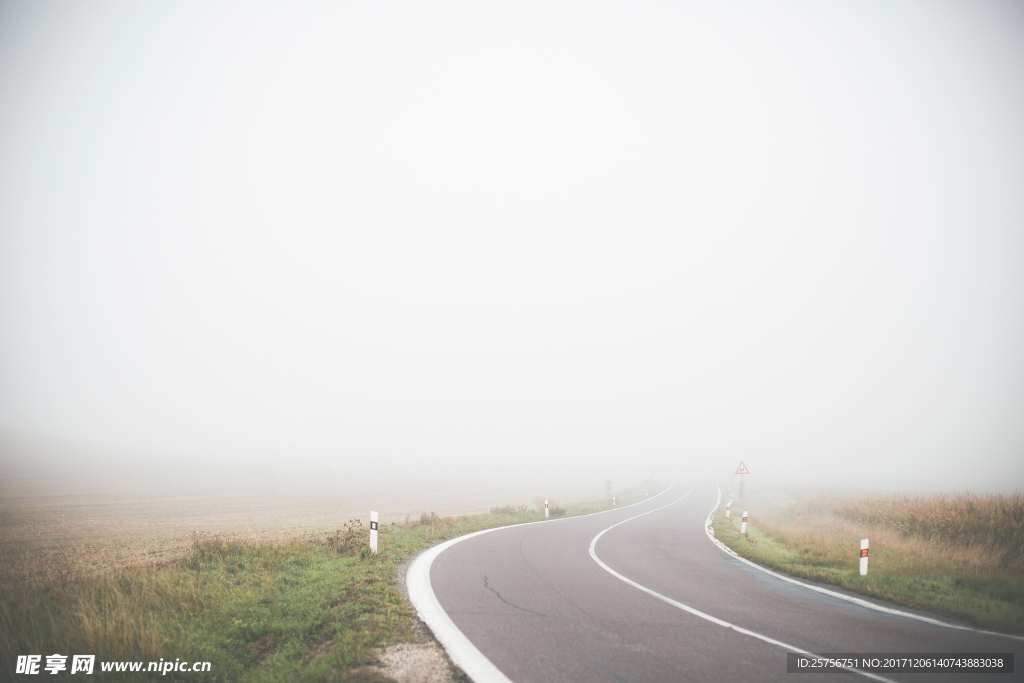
[2,1,1023,494]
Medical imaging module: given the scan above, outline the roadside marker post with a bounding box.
[544,500,549,518]
[741,511,748,535]
[370,511,379,554]
[612,496,616,507]
[726,498,732,518]
[860,539,869,575]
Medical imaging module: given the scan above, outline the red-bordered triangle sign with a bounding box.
[735,461,751,475]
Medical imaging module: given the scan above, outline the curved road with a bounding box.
[409,484,1021,683]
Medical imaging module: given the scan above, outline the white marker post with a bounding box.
[860,538,869,575]
[544,500,549,518]
[612,496,616,507]
[369,511,379,554]
[726,498,732,518]
[740,511,748,535]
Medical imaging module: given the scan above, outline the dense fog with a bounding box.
[2,1,1022,494]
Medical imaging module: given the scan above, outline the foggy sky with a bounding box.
[1,1,1022,491]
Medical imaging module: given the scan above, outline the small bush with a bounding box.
[324,519,367,556]
[489,504,529,515]
[419,512,438,526]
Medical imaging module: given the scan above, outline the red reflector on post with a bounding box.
[861,549,868,557]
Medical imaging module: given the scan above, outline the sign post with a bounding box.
[735,461,750,506]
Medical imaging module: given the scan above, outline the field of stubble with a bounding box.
[0,440,604,603]
[0,437,642,682]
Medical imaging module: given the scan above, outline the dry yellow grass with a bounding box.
[836,492,1024,569]
[751,490,1020,573]
[717,488,1024,633]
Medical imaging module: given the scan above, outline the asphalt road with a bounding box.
[414,483,1022,683]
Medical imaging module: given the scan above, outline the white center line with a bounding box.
[588,484,901,683]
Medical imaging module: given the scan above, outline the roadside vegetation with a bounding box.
[0,483,658,682]
[712,489,1024,635]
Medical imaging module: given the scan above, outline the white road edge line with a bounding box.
[407,528,515,683]
[588,484,901,683]
[704,485,1024,643]
[406,484,678,683]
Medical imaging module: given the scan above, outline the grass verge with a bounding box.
[712,490,1024,635]
[1,484,657,682]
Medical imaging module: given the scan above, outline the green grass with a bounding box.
[712,494,1024,635]
[1,484,658,682]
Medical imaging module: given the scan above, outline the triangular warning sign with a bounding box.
[735,461,750,475]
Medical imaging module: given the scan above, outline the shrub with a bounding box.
[489,504,529,515]
[324,519,367,556]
